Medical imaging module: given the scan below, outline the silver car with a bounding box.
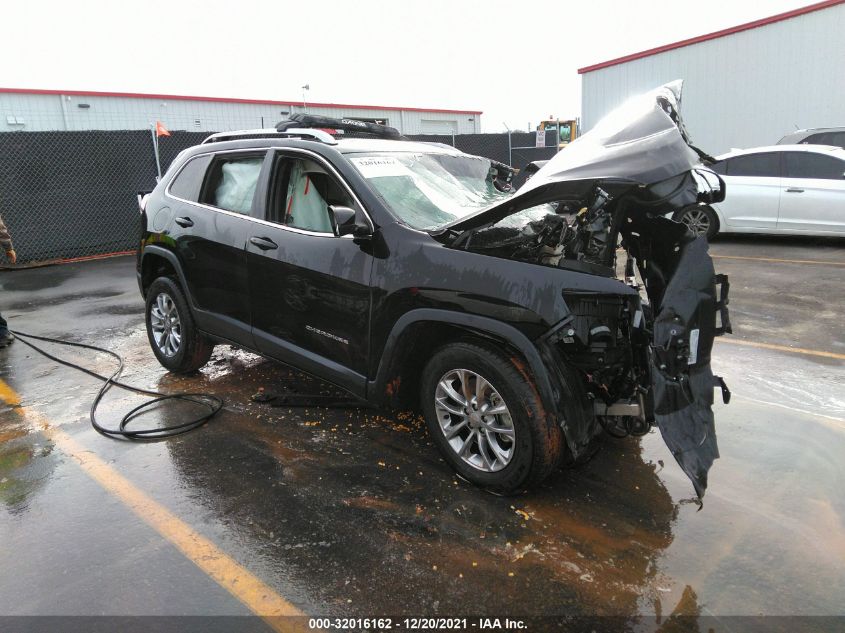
[778,127,845,149]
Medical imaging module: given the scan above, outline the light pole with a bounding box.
[301,84,310,113]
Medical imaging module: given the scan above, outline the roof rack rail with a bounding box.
[201,128,338,145]
[276,114,405,140]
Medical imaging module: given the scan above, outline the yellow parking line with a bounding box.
[716,338,845,361]
[0,380,20,406]
[0,379,307,632]
[711,254,845,266]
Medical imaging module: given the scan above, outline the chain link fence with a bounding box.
[408,130,559,187]
[0,128,560,265]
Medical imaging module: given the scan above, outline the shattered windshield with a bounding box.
[348,153,512,230]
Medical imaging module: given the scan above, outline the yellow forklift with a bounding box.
[537,117,579,148]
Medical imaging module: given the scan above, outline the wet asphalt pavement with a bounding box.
[1,235,844,631]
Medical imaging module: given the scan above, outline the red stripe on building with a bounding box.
[578,0,845,74]
[0,87,482,115]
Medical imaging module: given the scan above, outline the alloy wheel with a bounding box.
[434,368,515,472]
[680,207,711,236]
[150,292,182,357]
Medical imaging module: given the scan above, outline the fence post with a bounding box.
[150,124,162,181]
[507,130,512,166]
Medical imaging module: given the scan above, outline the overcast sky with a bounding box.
[2,0,812,131]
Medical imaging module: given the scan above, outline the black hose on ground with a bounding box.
[9,330,223,440]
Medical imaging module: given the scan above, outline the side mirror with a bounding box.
[329,205,372,238]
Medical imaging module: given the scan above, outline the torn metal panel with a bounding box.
[649,237,722,498]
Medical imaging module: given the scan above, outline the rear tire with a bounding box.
[419,342,563,494]
[674,204,719,240]
[145,276,213,373]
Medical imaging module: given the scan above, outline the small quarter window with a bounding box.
[168,154,212,201]
[200,155,264,214]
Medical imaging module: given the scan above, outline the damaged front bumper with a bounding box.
[532,236,732,498]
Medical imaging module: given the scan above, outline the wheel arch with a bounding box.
[707,202,728,233]
[140,246,192,302]
[369,309,558,417]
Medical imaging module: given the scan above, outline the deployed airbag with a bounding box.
[214,159,262,214]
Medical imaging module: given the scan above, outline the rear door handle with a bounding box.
[174,216,194,227]
[249,236,278,251]
[785,188,804,193]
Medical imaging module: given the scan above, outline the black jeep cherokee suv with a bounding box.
[138,83,731,496]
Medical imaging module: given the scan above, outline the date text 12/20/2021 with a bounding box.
[308,618,528,630]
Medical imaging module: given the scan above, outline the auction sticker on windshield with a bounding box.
[350,156,414,178]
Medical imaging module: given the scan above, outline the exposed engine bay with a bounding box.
[458,185,625,273]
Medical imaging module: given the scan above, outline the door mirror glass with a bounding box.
[329,205,370,238]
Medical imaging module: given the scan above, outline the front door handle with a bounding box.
[174,216,194,227]
[785,188,805,193]
[249,236,278,251]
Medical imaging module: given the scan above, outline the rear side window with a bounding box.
[168,154,212,201]
[725,153,780,177]
[200,154,265,214]
[783,152,845,180]
[802,132,845,149]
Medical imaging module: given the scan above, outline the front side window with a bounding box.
[268,156,355,233]
[200,155,264,214]
[783,152,845,180]
[349,152,510,230]
[726,153,780,178]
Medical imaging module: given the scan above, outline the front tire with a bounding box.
[420,342,563,494]
[145,276,213,373]
[674,204,719,240]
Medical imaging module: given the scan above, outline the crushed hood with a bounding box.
[441,81,717,234]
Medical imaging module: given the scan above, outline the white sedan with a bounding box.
[673,144,845,238]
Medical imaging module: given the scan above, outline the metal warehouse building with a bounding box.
[579,0,845,155]
[0,88,482,135]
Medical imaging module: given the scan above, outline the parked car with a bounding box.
[673,144,845,239]
[777,127,845,149]
[137,83,730,496]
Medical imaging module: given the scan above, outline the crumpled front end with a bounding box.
[436,81,733,497]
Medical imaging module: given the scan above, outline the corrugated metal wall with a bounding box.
[580,3,845,155]
[0,92,481,135]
